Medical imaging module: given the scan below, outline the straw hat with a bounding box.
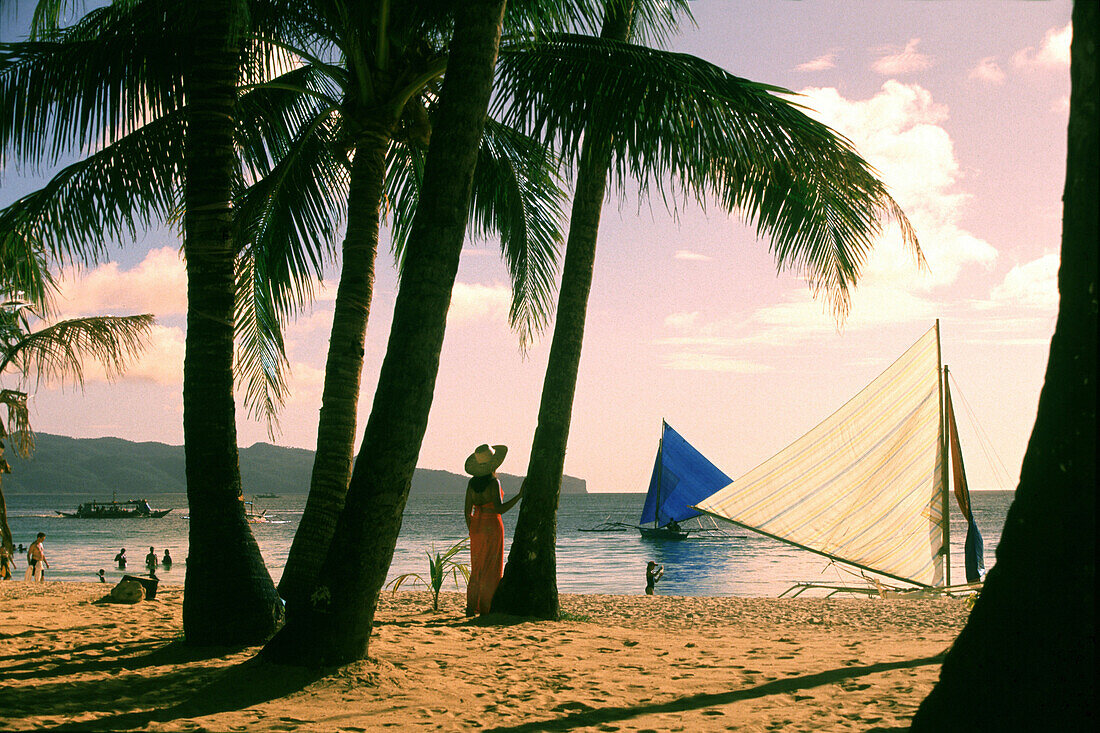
[464,444,508,476]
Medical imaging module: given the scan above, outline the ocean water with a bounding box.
[3,489,1013,597]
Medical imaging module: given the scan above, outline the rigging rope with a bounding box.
[948,373,1014,489]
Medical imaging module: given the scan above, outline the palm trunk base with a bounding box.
[261,597,370,667]
[183,515,283,646]
[912,557,1092,730]
[493,473,561,619]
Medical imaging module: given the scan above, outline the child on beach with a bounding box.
[96,569,106,583]
[645,561,664,595]
[0,546,14,580]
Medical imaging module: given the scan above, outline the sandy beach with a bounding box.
[0,582,969,731]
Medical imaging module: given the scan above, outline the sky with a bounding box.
[0,0,1072,494]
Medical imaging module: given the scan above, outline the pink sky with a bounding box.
[1,0,1072,492]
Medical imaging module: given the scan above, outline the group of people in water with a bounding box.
[0,532,49,581]
[112,546,171,576]
[5,445,665,599]
[0,536,176,582]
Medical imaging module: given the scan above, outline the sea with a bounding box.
[4,490,1014,597]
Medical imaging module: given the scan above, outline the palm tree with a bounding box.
[490,1,919,618]
[249,1,568,610]
[262,0,508,666]
[0,264,153,557]
[912,2,1095,728]
[178,0,284,644]
[0,0,284,642]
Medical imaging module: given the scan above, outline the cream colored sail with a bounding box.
[695,325,947,587]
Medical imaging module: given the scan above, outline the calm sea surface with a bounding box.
[4,490,1013,597]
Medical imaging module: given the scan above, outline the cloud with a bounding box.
[448,282,512,324]
[661,353,772,373]
[969,57,1006,85]
[55,247,186,318]
[663,311,700,330]
[796,52,837,73]
[976,254,1060,312]
[1013,23,1072,70]
[871,38,933,76]
[654,80,1005,363]
[800,81,998,292]
[80,323,185,386]
[673,250,712,262]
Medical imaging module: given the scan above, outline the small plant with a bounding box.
[385,539,470,611]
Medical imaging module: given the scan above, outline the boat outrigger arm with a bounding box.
[691,322,985,596]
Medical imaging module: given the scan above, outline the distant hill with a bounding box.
[2,433,587,496]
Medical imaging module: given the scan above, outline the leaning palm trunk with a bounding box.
[912,2,1096,728]
[492,3,631,620]
[492,134,613,619]
[262,0,507,666]
[181,0,280,645]
[278,126,394,609]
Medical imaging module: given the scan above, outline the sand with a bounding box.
[0,581,970,731]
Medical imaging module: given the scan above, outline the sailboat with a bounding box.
[638,421,733,540]
[693,322,984,595]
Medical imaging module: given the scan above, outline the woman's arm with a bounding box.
[498,478,525,514]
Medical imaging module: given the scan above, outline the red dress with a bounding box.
[467,481,504,615]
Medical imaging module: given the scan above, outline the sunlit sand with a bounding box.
[0,582,969,731]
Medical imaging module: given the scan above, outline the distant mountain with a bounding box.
[2,433,587,496]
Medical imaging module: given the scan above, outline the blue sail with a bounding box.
[639,422,732,527]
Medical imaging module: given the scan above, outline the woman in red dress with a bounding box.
[464,444,523,616]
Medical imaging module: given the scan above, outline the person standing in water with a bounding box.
[463,444,523,616]
[114,548,127,569]
[162,549,172,570]
[645,561,664,595]
[145,547,158,574]
[27,533,48,581]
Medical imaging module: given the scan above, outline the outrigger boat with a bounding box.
[693,322,985,597]
[57,498,171,518]
[244,500,268,523]
[637,421,734,540]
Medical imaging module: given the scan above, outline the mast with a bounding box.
[936,320,951,587]
[655,420,666,528]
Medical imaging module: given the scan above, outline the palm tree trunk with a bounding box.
[278,124,394,609]
[261,0,507,666]
[181,0,280,645]
[0,476,12,556]
[492,1,633,619]
[912,2,1096,728]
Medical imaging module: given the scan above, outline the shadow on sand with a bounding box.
[481,653,946,733]
[40,644,327,732]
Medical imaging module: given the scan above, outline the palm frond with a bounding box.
[0,0,186,167]
[2,313,154,391]
[495,35,921,317]
[233,105,347,320]
[0,233,56,314]
[0,389,32,457]
[387,118,568,349]
[234,248,290,437]
[0,108,183,267]
[468,118,567,349]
